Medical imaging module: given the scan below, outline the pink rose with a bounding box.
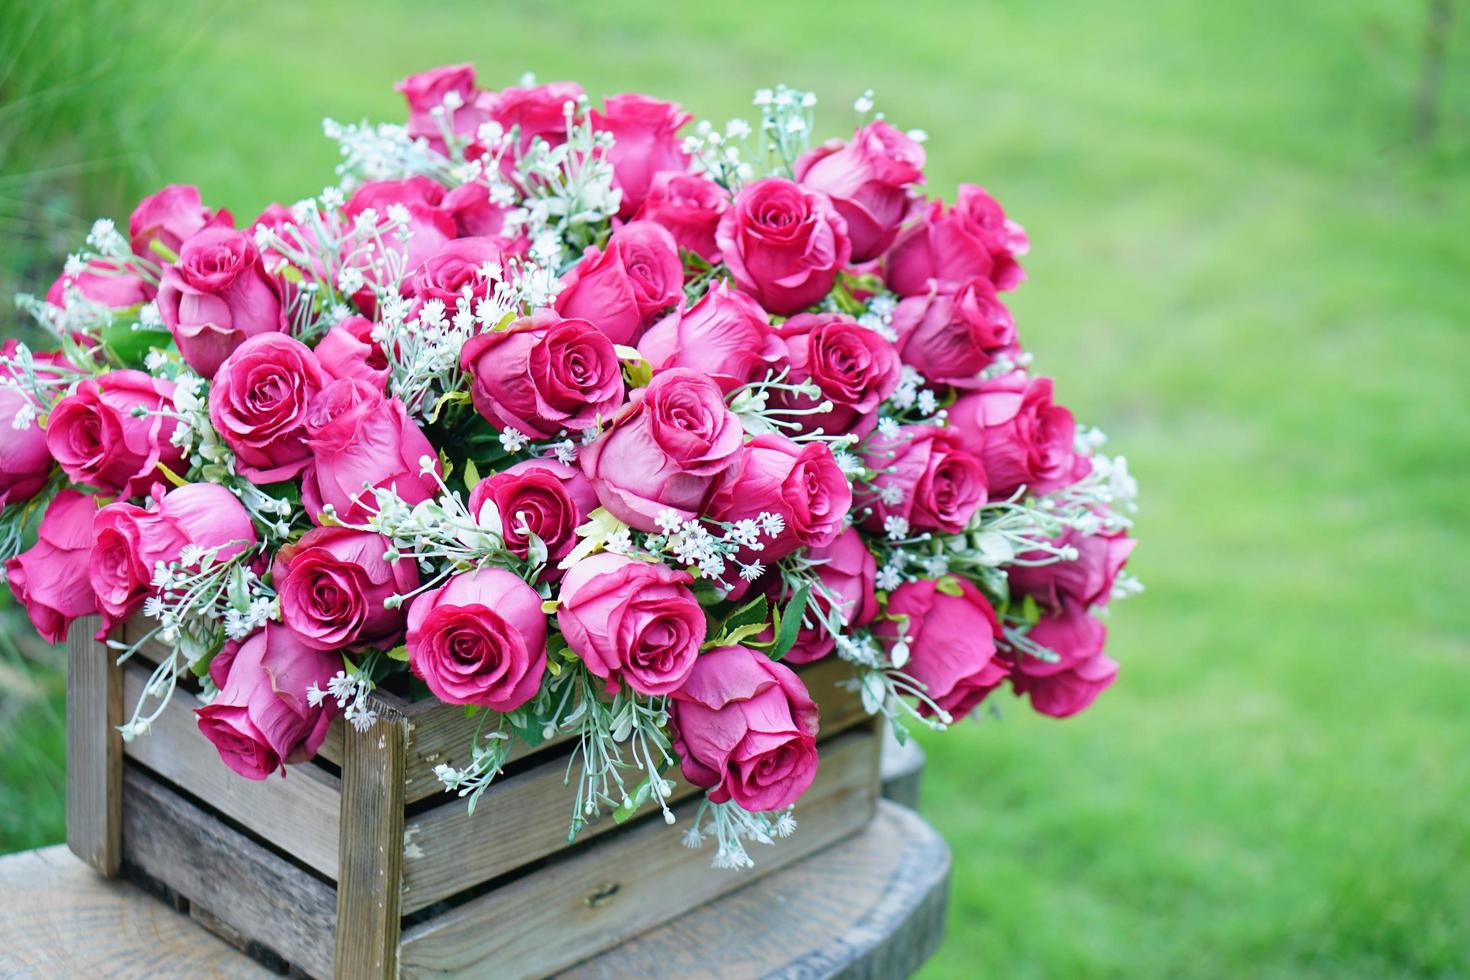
[46,369,185,499]
[794,120,925,262]
[274,527,418,651]
[467,459,597,572]
[0,386,50,508]
[580,368,743,530]
[396,63,495,153]
[861,424,987,535]
[1006,527,1135,613]
[491,80,585,156]
[766,528,878,665]
[300,379,440,523]
[342,178,456,286]
[883,184,1029,297]
[891,277,1018,388]
[209,334,327,483]
[5,491,99,644]
[776,312,901,438]
[408,236,506,309]
[248,203,335,285]
[460,311,625,439]
[717,178,851,316]
[129,184,232,260]
[315,315,389,389]
[591,94,692,219]
[556,552,706,695]
[47,259,153,310]
[196,624,340,780]
[670,645,819,811]
[1005,602,1115,718]
[157,227,286,377]
[554,221,683,346]
[877,577,1007,721]
[707,434,851,564]
[637,280,783,389]
[406,568,547,710]
[634,171,728,262]
[948,373,1090,498]
[441,182,516,240]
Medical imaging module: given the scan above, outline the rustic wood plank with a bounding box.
[335,706,408,979]
[399,724,881,979]
[120,661,343,878]
[880,723,926,810]
[66,614,122,876]
[120,766,338,979]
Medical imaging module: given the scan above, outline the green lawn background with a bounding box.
[2,1,1468,976]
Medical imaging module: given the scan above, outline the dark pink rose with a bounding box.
[717,178,851,316]
[861,424,987,535]
[5,491,99,644]
[441,181,515,240]
[776,312,901,438]
[461,311,625,440]
[274,527,418,651]
[408,236,506,309]
[209,333,327,483]
[766,528,878,665]
[0,385,50,508]
[948,373,1090,498]
[877,577,1007,721]
[396,63,495,153]
[406,568,547,710]
[47,259,153,309]
[46,369,184,499]
[892,277,1017,388]
[556,552,706,695]
[342,178,456,286]
[129,184,232,260]
[794,120,925,262]
[157,227,286,377]
[884,184,1029,297]
[670,645,819,811]
[591,94,692,219]
[196,624,340,780]
[1007,527,1136,613]
[491,80,586,156]
[467,459,597,572]
[300,379,440,523]
[315,315,389,389]
[555,221,683,346]
[708,434,851,564]
[637,280,783,389]
[580,368,743,530]
[634,171,728,262]
[1005,601,1115,718]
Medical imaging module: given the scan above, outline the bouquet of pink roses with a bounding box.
[1,65,1138,867]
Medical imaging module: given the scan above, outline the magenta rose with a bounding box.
[156,227,286,377]
[5,491,99,644]
[467,459,597,572]
[396,62,495,153]
[315,315,389,389]
[637,280,783,389]
[1005,601,1115,718]
[861,424,987,536]
[948,372,1090,498]
[884,184,1029,297]
[0,386,50,508]
[708,434,852,565]
[717,178,851,316]
[441,181,517,240]
[634,171,729,262]
[892,277,1018,388]
[274,527,418,651]
[670,645,819,811]
[766,528,878,665]
[491,80,586,156]
[342,178,456,284]
[209,333,327,483]
[556,552,706,696]
[47,259,153,310]
[406,568,547,710]
[46,369,184,499]
[129,184,232,259]
[1007,527,1136,613]
[300,379,440,524]
[408,236,506,309]
[776,312,901,438]
[591,94,692,219]
[196,624,340,780]
[877,577,1007,721]
[580,368,743,530]
[460,311,625,440]
[794,120,925,262]
[554,221,683,346]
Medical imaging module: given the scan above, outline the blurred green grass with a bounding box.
[3,1,1468,976]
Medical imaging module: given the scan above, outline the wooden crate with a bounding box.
[66,615,882,979]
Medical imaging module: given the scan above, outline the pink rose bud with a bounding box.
[466,460,597,574]
[891,277,1018,389]
[1006,528,1136,613]
[156,226,287,378]
[314,315,390,390]
[195,624,341,780]
[861,424,988,536]
[46,259,153,310]
[634,171,729,263]
[883,184,1029,297]
[396,63,495,154]
[556,552,707,696]
[128,184,233,260]
[406,568,547,711]
[0,385,51,509]
[209,333,328,484]
[590,93,693,219]
[877,577,1007,722]
[1005,601,1116,718]
[775,312,901,439]
[490,80,586,156]
[794,120,926,262]
[707,434,852,565]
[717,177,852,316]
[46,369,185,499]
[948,372,1091,499]
[637,280,783,390]
[670,645,820,812]
[274,527,419,651]
[5,491,99,644]
[762,529,878,665]
[554,221,684,346]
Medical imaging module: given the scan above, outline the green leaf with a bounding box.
[769,584,811,660]
[935,574,964,597]
[462,457,481,490]
[385,644,409,663]
[100,319,171,369]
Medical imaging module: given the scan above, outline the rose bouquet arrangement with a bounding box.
[2,66,1139,869]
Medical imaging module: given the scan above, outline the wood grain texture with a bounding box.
[119,661,343,878]
[66,614,122,876]
[879,724,926,811]
[120,766,338,979]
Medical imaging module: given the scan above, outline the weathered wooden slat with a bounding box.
[66,615,121,876]
[398,724,881,979]
[120,661,342,879]
[120,766,337,979]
